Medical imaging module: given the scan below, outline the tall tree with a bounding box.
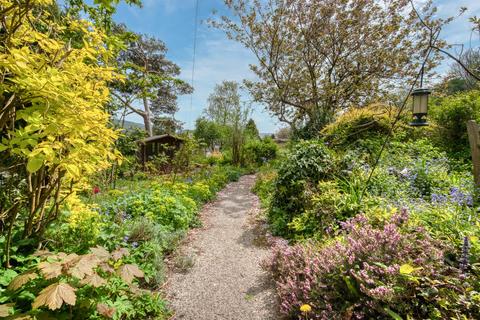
[205,81,241,126]
[153,117,183,135]
[450,49,480,91]
[212,0,441,137]
[245,118,260,139]
[204,81,251,164]
[111,30,192,136]
[194,118,222,150]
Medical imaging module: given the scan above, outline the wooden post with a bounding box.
[467,120,480,190]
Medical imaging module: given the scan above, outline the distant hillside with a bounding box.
[113,119,145,130]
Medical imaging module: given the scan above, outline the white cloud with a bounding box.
[175,26,280,133]
[129,0,480,132]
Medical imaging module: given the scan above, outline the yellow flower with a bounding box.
[300,304,312,313]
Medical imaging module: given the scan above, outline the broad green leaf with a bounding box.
[0,269,18,286]
[26,155,45,173]
[385,307,403,320]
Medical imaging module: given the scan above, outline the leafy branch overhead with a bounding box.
[212,0,444,136]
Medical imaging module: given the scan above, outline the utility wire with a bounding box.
[189,0,200,130]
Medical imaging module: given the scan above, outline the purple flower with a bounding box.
[264,209,446,318]
[431,193,447,204]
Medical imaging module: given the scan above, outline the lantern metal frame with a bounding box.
[410,88,431,127]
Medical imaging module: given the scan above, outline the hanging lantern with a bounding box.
[410,88,431,126]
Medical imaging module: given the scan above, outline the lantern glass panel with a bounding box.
[412,95,422,114]
[420,94,428,113]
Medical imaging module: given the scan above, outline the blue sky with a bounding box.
[113,0,480,133]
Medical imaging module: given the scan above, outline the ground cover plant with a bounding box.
[0,161,246,318]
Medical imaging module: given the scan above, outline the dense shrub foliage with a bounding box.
[243,137,279,165]
[0,164,245,318]
[268,140,334,237]
[430,90,480,158]
[254,101,480,319]
[321,104,408,146]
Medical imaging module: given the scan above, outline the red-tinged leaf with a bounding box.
[32,283,76,310]
[111,248,129,261]
[38,262,62,279]
[90,246,110,261]
[96,303,116,318]
[67,254,99,280]
[129,284,149,296]
[99,262,115,274]
[60,253,79,265]
[33,250,54,257]
[8,271,38,291]
[80,273,107,288]
[117,264,144,284]
[0,303,14,317]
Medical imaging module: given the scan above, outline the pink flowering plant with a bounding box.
[264,209,480,319]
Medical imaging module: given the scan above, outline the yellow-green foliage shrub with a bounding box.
[287,181,343,238]
[46,194,103,253]
[252,169,278,207]
[321,104,413,146]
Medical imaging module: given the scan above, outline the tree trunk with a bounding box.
[142,96,153,137]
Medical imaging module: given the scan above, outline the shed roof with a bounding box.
[137,134,185,144]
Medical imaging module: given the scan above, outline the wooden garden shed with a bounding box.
[137,134,184,167]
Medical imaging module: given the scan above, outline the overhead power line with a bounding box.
[189,0,200,130]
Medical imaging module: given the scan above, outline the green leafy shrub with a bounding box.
[409,203,480,264]
[243,137,278,165]
[286,181,343,239]
[252,170,277,207]
[269,140,335,237]
[116,128,146,157]
[126,188,197,230]
[287,179,369,240]
[430,90,480,158]
[126,217,185,287]
[46,196,103,254]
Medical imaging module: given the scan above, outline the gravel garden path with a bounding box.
[166,175,279,320]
